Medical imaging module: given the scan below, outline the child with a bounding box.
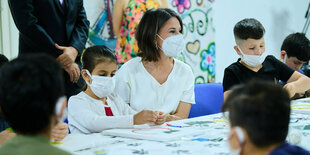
[280,33,310,98]
[223,18,310,99]
[68,45,159,134]
[0,53,68,144]
[0,54,70,154]
[222,80,310,155]
[280,32,310,72]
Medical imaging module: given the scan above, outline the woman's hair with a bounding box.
[136,8,183,62]
[82,45,117,72]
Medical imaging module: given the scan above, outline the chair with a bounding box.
[188,83,224,118]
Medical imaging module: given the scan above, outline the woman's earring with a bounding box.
[155,43,159,50]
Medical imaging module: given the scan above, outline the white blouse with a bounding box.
[115,57,195,115]
[68,92,137,134]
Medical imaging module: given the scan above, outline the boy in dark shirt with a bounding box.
[280,33,310,72]
[223,80,310,155]
[280,33,310,98]
[223,18,310,99]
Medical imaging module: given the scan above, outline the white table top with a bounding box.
[55,98,310,155]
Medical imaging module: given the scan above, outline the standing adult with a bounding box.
[8,0,89,141]
[113,0,167,64]
[8,0,89,98]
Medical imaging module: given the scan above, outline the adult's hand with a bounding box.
[55,44,78,68]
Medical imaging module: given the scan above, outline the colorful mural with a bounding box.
[84,0,116,50]
[170,0,216,83]
[84,0,216,83]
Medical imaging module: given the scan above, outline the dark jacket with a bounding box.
[8,0,89,58]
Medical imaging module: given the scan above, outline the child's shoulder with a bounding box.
[68,92,88,103]
[225,60,242,72]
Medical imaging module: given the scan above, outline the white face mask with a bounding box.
[86,70,115,98]
[156,34,184,57]
[229,126,245,155]
[238,46,266,67]
[55,96,67,123]
[283,54,287,63]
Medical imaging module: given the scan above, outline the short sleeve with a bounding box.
[115,66,131,104]
[180,66,195,104]
[223,67,239,92]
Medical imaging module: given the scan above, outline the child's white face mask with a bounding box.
[55,96,67,123]
[156,34,184,58]
[229,126,245,155]
[238,46,266,67]
[85,70,115,98]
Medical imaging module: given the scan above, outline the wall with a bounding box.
[213,0,309,82]
[1,0,309,78]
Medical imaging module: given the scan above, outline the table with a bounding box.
[55,98,310,155]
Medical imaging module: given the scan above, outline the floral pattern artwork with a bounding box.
[169,0,216,84]
[115,0,159,64]
[172,0,191,14]
[200,42,215,82]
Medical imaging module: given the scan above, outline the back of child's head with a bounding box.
[222,80,290,148]
[82,45,117,73]
[0,54,64,135]
[0,54,9,68]
[281,32,310,62]
[234,18,265,45]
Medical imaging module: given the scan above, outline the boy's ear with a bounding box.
[234,46,241,55]
[280,50,287,60]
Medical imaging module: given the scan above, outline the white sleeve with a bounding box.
[180,67,195,104]
[115,66,131,103]
[116,94,137,115]
[68,96,134,133]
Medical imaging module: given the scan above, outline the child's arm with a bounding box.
[285,71,310,98]
[69,97,135,132]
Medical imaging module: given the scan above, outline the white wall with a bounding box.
[213,0,309,82]
[1,0,309,80]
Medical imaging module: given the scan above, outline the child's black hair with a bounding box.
[82,45,117,72]
[281,32,310,62]
[0,54,64,134]
[222,80,290,148]
[234,18,265,43]
[0,54,9,68]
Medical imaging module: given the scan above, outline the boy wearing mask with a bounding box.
[223,18,310,99]
[223,80,310,155]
